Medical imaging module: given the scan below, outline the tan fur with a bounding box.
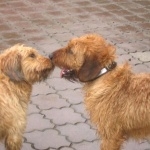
[0,44,53,150]
[51,34,150,150]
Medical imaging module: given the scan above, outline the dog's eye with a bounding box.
[29,53,36,58]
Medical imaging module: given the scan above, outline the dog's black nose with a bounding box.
[49,53,53,60]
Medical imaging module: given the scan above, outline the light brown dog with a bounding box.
[0,44,53,150]
[50,34,150,150]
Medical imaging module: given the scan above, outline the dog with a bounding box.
[0,44,54,150]
[50,34,150,150]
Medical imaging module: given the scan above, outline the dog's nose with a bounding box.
[49,53,53,60]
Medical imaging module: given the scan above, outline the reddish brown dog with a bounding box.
[50,34,150,150]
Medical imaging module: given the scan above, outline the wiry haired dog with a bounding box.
[50,34,150,150]
[0,44,53,150]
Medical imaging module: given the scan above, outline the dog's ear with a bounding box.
[1,51,24,81]
[78,55,101,82]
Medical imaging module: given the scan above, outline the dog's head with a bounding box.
[50,34,116,82]
[0,44,54,83]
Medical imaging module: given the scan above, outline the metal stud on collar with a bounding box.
[106,62,117,71]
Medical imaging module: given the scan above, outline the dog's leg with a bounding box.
[4,122,25,150]
[100,136,125,150]
[5,133,22,150]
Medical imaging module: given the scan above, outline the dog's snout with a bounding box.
[49,53,53,60]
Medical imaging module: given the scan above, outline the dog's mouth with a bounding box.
[60,68,78,82]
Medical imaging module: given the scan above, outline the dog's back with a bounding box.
[84,63,150,140]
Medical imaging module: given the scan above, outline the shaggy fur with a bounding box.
[0,45,53,150]
[50,34,150,150]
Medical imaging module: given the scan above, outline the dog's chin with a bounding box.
[38,68,53,81]
[61,68,78,82]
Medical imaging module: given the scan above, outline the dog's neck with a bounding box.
[91,61,117,82]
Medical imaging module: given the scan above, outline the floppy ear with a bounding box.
[1,51,24,81]
[78,55,102,82]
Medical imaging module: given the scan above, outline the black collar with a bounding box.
[98,61,117,76]
[87,61,117,82]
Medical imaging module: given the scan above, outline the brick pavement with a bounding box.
[0,0,150,150]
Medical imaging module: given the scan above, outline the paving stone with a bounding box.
[120,2,143,9]
[4,15,25,22]
[111,9,132,16]
[103,4,122,10]
[132,64,150,73]
[38,42,61,54]
[1,32,22,39]
[32,82,55,96]
[84,6,102,13]
[72,140,99,150]
[130,7,149,14]
[124,15,146,22]
[25,113,54,132]
[11,21,35,30]
[124,32,147,43]
[0,42,7,50]
[30,19,54,27]
[52,32,74,42]
[32,94,70,110]
[94,11,113,20]
[107,35,127,45]
[7,1,27,8]
[136,1,150,6]
[0,9,16,16]
[4,39,26,46]
[22,30,48,40]
[57,123,97,143]
[72,103,89,119]
[60,147,74,150]
[42,107,85,125]
[130,52,150,62]
[15,7,37,14]
[24,129,70,149]
[27,36,55,45]
[119,42,148,53]
[45,25,69,34]
[19,27,42,36]
[117,25,138,33]
[0,142,5,150]
[116,43,134,53]
[144,62,150,68]
[47,78,82,91]
[22,143,35,150]
[123,139,150,150]
[67,23,89,32]
[58,89,83,105]
[27,103,40,115]
[138,23,150,30]
[86,119,97,130]
[116,54,141,66]
[116,48,128,55]
[75,1,92,6]
[50,68,62,78]
[141,13,150,20]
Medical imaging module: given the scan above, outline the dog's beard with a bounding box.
[39,68,52,81]
[61,69,78,82]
